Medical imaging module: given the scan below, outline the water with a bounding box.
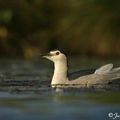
[0,59,120,120]
[0,92,120,120]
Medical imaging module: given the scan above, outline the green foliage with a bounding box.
[0,0,120,58]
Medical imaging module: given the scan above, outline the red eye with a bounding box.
[56,52,60,55]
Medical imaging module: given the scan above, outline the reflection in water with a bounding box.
[0,59,119,120]
[0,92,119,120]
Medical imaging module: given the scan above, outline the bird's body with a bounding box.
[43,50,120,90]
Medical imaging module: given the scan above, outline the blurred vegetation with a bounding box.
[0,0,120,59]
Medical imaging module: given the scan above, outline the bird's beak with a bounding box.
[41,53,51,59]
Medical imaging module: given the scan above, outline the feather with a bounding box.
[94,64,113,74]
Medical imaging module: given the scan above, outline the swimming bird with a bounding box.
[43,50,120,90]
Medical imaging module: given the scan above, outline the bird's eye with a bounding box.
[56,52,60,55]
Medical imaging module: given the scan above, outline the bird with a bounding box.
[43,50,120,90]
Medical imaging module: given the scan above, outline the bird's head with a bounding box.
[42,50,67,63]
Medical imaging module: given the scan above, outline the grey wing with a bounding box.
[68,68,96,80]
[94,64,113,74]
[94,64,120,74]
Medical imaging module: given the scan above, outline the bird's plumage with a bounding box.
[43,50,120,90]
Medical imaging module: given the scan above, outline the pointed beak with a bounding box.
[40,53,51,59]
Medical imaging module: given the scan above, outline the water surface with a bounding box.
[0,59,119,120]
[0,92,120,120]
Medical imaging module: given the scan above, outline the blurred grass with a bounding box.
[0,0,120,59]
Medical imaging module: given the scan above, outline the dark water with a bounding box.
[0,59,120,120]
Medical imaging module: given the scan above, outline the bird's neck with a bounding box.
[51,60,68,86]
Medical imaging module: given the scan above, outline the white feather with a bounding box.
[94,64,113,74]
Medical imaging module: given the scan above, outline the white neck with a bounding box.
[51,60,68,86]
